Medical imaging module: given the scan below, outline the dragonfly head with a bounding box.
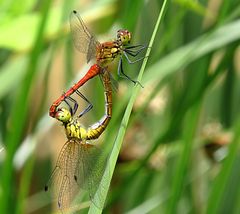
[117,29,131,45]
[55,107,72,123]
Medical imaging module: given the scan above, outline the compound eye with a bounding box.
[55,108,71,122]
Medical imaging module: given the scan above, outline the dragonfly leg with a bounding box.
[117,57,144,88]
[125,49,143,57]
[123,51,145,64]
[75,89,93,118]
[63,90,93,117]
[125,44,146,49]
[125,44,147,57]
[64,96,78,116]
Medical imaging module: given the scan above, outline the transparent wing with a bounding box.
[70,10,99,63]
[45,139,80,210]
[45,140,107,210]
[99,70,119,93]
[75,143,107,208]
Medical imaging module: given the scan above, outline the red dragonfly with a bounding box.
[49,10,146,118]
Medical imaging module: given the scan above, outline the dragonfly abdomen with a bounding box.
[87,115,111,140]
[49,64,101,118]
[86,70,112,140]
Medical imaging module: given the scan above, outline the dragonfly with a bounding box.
[49,10,146,118]
[45,69,112,211]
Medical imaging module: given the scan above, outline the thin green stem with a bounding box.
[88,0,169,213]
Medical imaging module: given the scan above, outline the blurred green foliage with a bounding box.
[0,0,240,213]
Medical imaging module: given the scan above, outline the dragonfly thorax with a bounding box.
[96,41,121,66]
[55,107,87,141]
[65,119,87,141]
[96,30,131,66]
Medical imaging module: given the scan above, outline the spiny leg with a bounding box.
[117,57,144,88]
[75,89,93,118]
[64,96,78,116]
[63,90,93,117]
[125,44,147,57]
[123,51,145,64]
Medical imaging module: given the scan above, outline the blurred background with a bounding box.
[1,0,240,213]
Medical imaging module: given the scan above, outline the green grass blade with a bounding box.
[0,0,52,213]
[143,19,240,84]
[206,118,240,213]
[15,155,35,214]
[166,101,202,214]
[88,0,169,213]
